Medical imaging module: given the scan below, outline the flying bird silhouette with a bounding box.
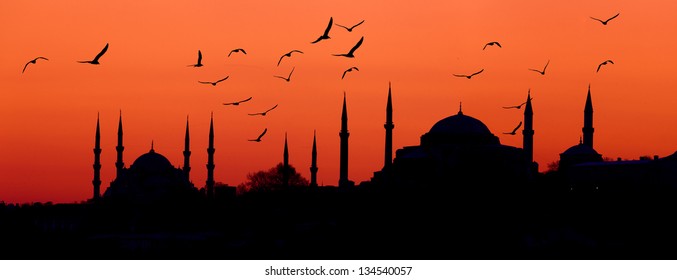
[483,41,502,50]
[22,57,48,73]
[277,50,304,66]
[188,50,203,67]
[274,67,295,82]
[503,98,534,109]
[453,69,484,79]
[503,121,523,135]
[77,43,108,64]
[223,97,252,106]
[248,104,278,116]
[311,17,333,44]
[335,20,365,32]
[341,67,359,79]
[228,48,247,57]
[590,13,620,25]
[596,60,614,72]
[198,76,229,86]
[248,128,268,142]
[528,60,549,75]
[333,36,364,58]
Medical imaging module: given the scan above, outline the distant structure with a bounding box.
[115,112,124,177]
[522,93,537,172]
[206,113,215,199]
[384,83,394,171]
[583,85,594,148]
[339,93,353,187]
[93,114,102,200]
[310,131,318,187]
[183,117,191,181]
[283,133,290,187]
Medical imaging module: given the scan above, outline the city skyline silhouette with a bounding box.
[2,1,677,205]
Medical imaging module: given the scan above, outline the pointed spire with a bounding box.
[95,113,101,146]
[522,89,535,165]
[458,102,463,115]
[341,92,348,126]
[339,93,350,187]
[384,82,395,171]
[310,130,318,187]
[283,132,290,187]
[115,110,125,177]
[150,140,154,152]
[183,115,191,180]
[206,112,215,199]
[93,113,102,201]
[583,84,594,148]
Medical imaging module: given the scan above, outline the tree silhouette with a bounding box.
[239,163,309,193]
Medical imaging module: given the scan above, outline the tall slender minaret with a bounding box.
[206,113,215,199]
[583,85,594,148]
[93,114,102,201]
[384,83,394,171]
[183,116,191,180]
[522,91,534,164]
[115,111,124,177]
[310,130,318,187]
[339,93,350,188]
[283,133,290,187]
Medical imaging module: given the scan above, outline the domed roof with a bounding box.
[561,143,600,156]
[429,110,492,136]
[130,148,173,174]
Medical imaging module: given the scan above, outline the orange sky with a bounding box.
[2,0,677,203]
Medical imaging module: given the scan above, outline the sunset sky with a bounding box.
[2,0,677,203]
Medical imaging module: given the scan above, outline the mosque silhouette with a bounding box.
[2,84,677,259]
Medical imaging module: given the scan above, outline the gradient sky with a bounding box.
[2,0,677,203]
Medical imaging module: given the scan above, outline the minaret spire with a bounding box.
[339,92,351,188]
[206,112,215,199]
[283,132,290,187]
[522,89,534,164]
[115,110,124,177]
[583,84,594,148]
[183,116,191,180]
[93,113,102,201]
[384,82,394,171]
[310,130,318,187]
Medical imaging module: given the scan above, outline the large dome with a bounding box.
[130,149,174,174]
[429,111,492,136]
[561,143,600,156]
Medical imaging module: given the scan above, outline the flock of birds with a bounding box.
[20,13,620,141]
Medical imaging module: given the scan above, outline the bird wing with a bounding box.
[288,67,295,79]
[197,50,202,64]
[335,23,350,30]
[542,60,550,72]
[323,17,333,36]
[471,69,484,76]
[342,70,348,79]
[223,102,235,105]
[453,74,467,78]
[502,106,518,109]
[248,112,262,116]
[590,17,604,23]
[607,13,620,21]
[265,104,279,113]
[348,36,364,55]
[216,76,229,83]
[495,42,502,48]
[483,43,489,50]
[607,60,614,64]
[513,121,523,133]
[527,68,541,73]
[596,63,603,72]
[311,37,322,44]
[353,67,359,71]
[351,20,365,29]
[93,43,109,62]
[241,49,247,54]
[240,97,253,103]
[292,50,304,54]
[36,57,49,61]
[22,62,30,73]
[273,75,286,80]
[258,128,268,140]
[198,81,212,84]
[228,50,234,57]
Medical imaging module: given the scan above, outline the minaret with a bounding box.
[183,116,191,180]
[384,83,394,171]
[92,114,102,201]
[206,113,215,199]
[283,133,290,187]
[522,91,534,163]
[115,111,124,177]
[339,93,350,188]
[310,130,318,187]
[583,85,594,148]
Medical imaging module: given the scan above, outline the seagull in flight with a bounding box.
[228,48,247,57]
[22,57,48,73]
[483,41,502,50]
[453,69,484,79]
[311,17,333,44]
[503,121,523,135]
[335,20,365,32]
[188,50,203,67]
[198,76,229,86]
[278,50,303,66]
[248,104,278,116]
[333,36,364,58]
[77,43,108,64]
[223,97,252,106]
[528,60,549,75]
[341,67,359,79]
[590,13,620,25]
[274,67,295,82]
[248,128,268,142]
[596,60,614,72]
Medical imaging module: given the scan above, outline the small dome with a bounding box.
[130,149,173,174]
[429,111,492,136]
[561,143,600,156]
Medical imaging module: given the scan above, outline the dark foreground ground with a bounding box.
[2,183,677,259]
